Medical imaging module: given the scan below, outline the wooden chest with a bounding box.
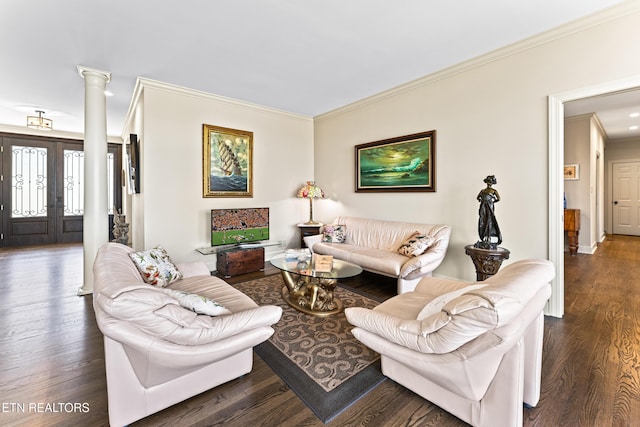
[216,247,265,278]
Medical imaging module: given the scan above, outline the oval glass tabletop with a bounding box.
[270,255,362,279]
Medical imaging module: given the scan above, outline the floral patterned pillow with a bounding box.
[160,288,232,316]
[129,246,183,287]
[397,232,434,257]
[322,224,347,243]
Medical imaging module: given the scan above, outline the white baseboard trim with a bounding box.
[577,243,597,255]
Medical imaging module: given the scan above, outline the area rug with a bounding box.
[234,275,386,423]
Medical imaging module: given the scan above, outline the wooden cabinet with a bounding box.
[216,247,264,277]
[564,209,580,255]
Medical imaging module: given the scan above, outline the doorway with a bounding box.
[549,75,640,318]
[0,133,122,247]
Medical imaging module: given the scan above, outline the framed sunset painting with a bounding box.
[355,130,436,192]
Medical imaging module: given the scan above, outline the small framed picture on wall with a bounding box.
[564,164,579,180]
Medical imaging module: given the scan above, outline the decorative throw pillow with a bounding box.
[129,245,183,287]
[160,288,232,317]
[397,232,434,257]
[322,224,347,243]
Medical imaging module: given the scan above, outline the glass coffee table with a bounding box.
[270,255,362,316]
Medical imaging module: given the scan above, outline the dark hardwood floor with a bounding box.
[0,237,638,426]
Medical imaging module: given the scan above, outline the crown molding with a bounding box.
[316,1,640,121]
[565,112,596,122]
[591,113,607,140]
[122,77,312,136]
[608,135,640,143]
[120,78,145,140]
[120,77,312,138]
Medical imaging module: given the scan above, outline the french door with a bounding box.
[0,133,122,247]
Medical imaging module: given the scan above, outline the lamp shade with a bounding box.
[296,181,325,199]
[297,181,324,224]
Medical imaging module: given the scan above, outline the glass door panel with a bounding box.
[56,142,84,243]
[63,149,84,216]
[11,145,48,218]
[1,137,56,246]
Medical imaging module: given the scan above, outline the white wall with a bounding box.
[123,79,314,270]
[313,6,640,282]
[564,115,591,251]
[606,137,640,162]
[564,114,606,254]
[123,91,145,248]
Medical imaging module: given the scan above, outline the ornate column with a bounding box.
[465,245,510,281]
[77,66,111,296]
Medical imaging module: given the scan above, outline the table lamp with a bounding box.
[297,181,325,224]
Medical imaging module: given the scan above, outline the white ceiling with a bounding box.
[0,0,635,138]
[565,89,640,140]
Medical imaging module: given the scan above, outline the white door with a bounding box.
[612,161,640,236]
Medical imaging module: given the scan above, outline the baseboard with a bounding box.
[577,242,597,255]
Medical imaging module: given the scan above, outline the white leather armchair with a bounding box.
[93,243,282,426]
[345,259,554,427]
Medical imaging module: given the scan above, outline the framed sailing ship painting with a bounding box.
[203,124,253,197]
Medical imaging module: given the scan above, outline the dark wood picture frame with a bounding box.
[355,130,436,192]
[127,133,140,194]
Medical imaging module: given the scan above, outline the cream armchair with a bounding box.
[93,243,282,426]
[345,259,554,427]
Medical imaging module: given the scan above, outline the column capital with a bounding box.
[77,65,111,83]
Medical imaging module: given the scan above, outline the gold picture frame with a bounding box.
[203,124,253,198]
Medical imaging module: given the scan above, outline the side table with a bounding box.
[564,208,580,255]
[465,245,510,281]
[297,223,322,248]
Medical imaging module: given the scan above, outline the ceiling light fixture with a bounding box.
[629,125,639,131]
[26,110,53,130]
[629,112,640,118]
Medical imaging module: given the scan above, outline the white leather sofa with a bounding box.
[345,259,554,427]
[305,216,451,294]
[93,242,282,427]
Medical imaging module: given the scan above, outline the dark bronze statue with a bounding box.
[474,175,502,250]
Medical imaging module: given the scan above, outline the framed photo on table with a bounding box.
[355,130,436,192]
[203,124,253,197]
